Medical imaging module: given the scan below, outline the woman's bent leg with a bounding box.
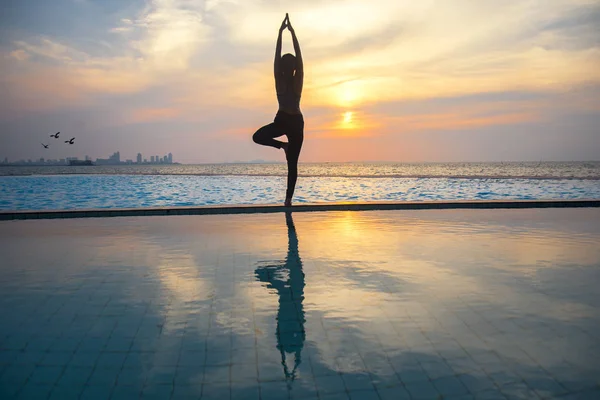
[253,122,286,149]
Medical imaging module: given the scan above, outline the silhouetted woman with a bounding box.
[252,13,304,207]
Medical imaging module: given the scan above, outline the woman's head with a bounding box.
[281,53,296,76]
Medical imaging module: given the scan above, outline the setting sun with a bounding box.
[343,111,353,126]
[337,80,362,107]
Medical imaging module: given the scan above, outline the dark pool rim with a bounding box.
[0,199,599,220]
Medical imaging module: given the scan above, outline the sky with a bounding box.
[1,0,599,163]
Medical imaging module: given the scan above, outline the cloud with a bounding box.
[8,49,29,61]
[539,2,600,50]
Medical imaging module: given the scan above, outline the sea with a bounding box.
[1,162,599,211]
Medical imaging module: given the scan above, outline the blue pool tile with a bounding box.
[497,381,541,399]
[141,383,173,399]
[70,351,100,367]
[315,374,346,395]
[558,388,600,400]
[56,365,93,386]
[341,373,374,391]
[348,389,380,400]
[525,375,569,398]
[87,367,120,386]
[2,335,29,351]
[233,348,257,365]
[24,337,55,352]
[257,361,285,382]
[172,383,203,399]
[231,363,258,383]
[79,384,115,400]
[404,380,441,400]
[12,350,45,366]
[260,380,290,400]
[50,337,81,352]
[146,365,177,384]
[0,382,21,399]
[445,395,475,400]
[48,386,83,400]
[0,349,19,366]
[230,335,256,351]
[28,365,64,384]
[96,352,127,368]
[77,337,108,353]
[109,385,143,400]
[231,385,260,400]
[320,393,350,400]
[116,367,147,386]
[174,367,204,387]
[288,379,318,399]
[397,367,430,384]
[433,375,470,397]
[0,363,34,386]
[459,373,498,393]
[181,339,208,353]
[201,383,230,400]
[204,364,230,384]
[420,359,456,380]
[309,358,338,377]
[104,337,133,352]
[472,389,509,399]
[377,385,411,400]
[40,351,73,366]
[205,349,231,366]
[16,383,53,400]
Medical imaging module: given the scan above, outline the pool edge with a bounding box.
[1,199,599,220]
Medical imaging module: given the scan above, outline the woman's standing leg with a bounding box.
[285,117,304,203]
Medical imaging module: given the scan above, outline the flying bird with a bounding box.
[41,143,49,149]
[65,138,75,144]
[50,132,60,138]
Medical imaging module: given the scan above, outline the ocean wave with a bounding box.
[2,161,599,180]
[4,172,600,180]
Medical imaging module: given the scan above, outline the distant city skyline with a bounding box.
[1,151,175,166]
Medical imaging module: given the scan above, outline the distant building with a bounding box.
[155,155,159,163]
[85,155,91,161]
[144,159,147,163]
[96,151,121,165]
[137,153,142,164]
[151,156,155,163]
[168,153,173,163]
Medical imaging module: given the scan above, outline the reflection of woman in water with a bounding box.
[255,212,305,380]
[252,13,304,207]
